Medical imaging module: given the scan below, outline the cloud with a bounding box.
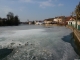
[39,0,55,8]
[19,0,63,8]
[58,3,64,6]
[6,0,63,9]
[0,6,12,14]
[20,0,34,3]
[19,7,26,11]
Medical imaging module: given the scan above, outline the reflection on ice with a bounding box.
[0,48,13,59]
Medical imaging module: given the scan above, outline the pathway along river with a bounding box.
[0,25,80,60]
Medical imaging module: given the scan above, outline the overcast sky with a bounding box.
[0,0,79,22]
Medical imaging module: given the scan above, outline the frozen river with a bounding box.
[0,25,79,60]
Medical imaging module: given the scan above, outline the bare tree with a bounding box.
[75,2,80,20]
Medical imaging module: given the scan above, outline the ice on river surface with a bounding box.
[0,26,79,60]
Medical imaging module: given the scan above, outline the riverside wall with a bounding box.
[66,25,80,50]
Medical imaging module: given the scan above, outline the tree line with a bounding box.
[0,12,20,26]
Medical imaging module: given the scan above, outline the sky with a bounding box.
[0,0,80,22]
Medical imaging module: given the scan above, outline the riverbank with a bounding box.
[66,25,80,51]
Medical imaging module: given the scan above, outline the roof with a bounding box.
[65,16,76,21]
[44,18,54,21]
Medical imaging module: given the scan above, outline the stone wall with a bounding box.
[66,25,80,50]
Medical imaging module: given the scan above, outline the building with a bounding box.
[58,16,65,24]
[35,21,43,25]
[44,18,54,24]
[54,17,58,23]
[54,16,65,25]
[67,16,76,26]
[67,16,80,30]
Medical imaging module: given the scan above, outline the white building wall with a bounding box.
[77,21,80,25]
[54,19,58,22]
